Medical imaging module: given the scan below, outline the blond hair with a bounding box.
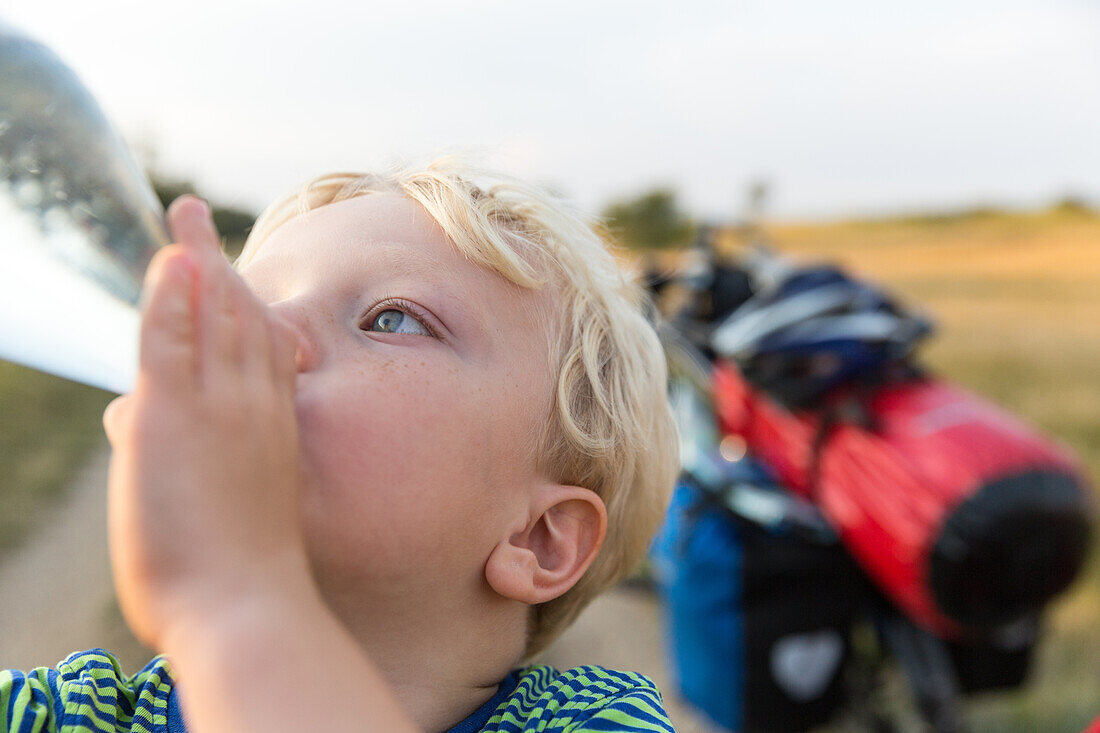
[238,158,679,656]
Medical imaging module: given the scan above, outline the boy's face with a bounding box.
[237,194,554,600]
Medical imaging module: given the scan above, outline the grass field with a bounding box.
[764,208,1100,731]
[0,362,111,550]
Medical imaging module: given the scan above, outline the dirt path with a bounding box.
[0,445,718,730]
[0,444,112,668]
[0,444,149,671]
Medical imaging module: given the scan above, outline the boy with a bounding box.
[1,160,679,732]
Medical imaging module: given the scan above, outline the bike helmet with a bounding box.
[711,249,932,408]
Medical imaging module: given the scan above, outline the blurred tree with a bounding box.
[1049,195,1096,217]
[602,189,694,250]
[150,174,195,210]
[744,179,770,222]
[211,208,257,247]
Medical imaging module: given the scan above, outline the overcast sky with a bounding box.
[4,0,1098,220]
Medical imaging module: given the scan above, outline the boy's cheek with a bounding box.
[293,393,449,493]
[295,371,480,450]
[293,386,499,517]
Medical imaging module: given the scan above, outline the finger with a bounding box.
[167,195,223,262]
[167,197,244,370]
[139,245,171,313]
[102,394,134,446]
[138,248,198,389]
[204,256,241,369]
[228,274,274,380]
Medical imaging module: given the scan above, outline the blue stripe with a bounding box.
[570,695,666,729]
[15,706,37,733]
[5,674,23,726]
[63,650,115,666]
[66,689,120,714]
[60,657,118,678]
[28,682,48,711]
[604,697,671,727]
[64,712,108,730]
[580,718,672,732]
[593,668,636,688]
[116,687,136,717]
[552,689,609,708]
[167,685,187,733]
[47,668,65,724]
[131,716,160,733]
[562,673,633,699]
[89,675,123,691]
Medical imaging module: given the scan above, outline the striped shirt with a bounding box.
[1,649,675,732]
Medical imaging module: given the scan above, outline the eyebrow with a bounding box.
[364,240,489,348]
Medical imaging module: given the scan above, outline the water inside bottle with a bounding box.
[0,22,168,393]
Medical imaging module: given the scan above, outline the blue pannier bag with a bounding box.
[652,460,864,732]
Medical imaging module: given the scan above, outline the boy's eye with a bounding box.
[365,309,431,336]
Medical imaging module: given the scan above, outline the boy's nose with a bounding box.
[289,323,317,373]
[268,302,319,373]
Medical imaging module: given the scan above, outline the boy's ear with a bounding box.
[485,485,607,606]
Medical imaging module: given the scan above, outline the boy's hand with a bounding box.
[103,196,308,649]
[103,197,420,732]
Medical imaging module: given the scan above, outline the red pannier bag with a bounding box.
[713,363,1093,638]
